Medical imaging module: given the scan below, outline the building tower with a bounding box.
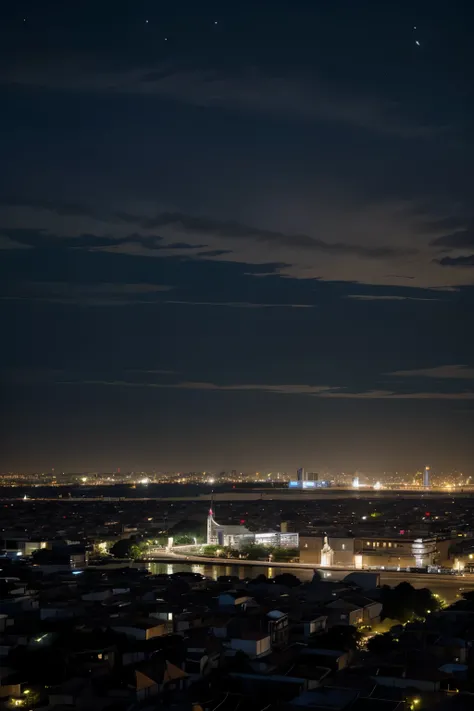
[207,494,217,545]
[320,536,334,567]
[423,466,430,488]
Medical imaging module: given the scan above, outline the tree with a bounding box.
[110,539,133,558]
[251,573,268,585]
[367,632,398,655]
[271,546,299,562]
[129,544,145,559]
[109,538,145,558]
[173,535,195,545]
[274,573,301,588]
[202,544,222,556]
[380,582,441,623]
[227,650,251,673]
[240,543,268,560]
[170,518,206,541]
[311,625,363,652]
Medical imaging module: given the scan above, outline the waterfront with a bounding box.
[144,560,474,605]
[2,484,474,501]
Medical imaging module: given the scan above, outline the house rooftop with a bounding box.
[290,687,358,709]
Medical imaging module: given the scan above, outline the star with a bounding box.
[415,40,421,47]
[145,20,149,24]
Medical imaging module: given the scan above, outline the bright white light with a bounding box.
[81,476,87,483]
[140,477,150,485]
[352,477,360,489]
[415,40,421,46]
[373,481,382,490]
[208,478,215,484]
[362,515,367,520]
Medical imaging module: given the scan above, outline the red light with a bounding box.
[425,512,430,516]
[240,519,245,524]
[400,529,405,535]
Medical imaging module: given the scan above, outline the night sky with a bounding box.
[1,1,474,474]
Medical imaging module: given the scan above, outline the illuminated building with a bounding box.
[300,534,454,569]
[320,536,334,567]
[206,508,298,549]
[288,468,330,489]
[423,466,430,488]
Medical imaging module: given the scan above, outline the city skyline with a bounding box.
[1,2,474,472]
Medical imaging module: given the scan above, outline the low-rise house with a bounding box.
[371,663,449,692]
[132,658,189,701]
[183,634,222,681]
[218,592,254,610]
[81,589,113,602]
[228,631,271,658]
[288,687,359,711]
[0,666,21,699]
[267,610,289,646]
[109,617,167,641]
[299,648,351,672]
[324,599,364,627]
[290,615,327,641]
[338,594,383,625]
[430,636,471,664]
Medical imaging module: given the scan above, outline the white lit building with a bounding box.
[207,508,298,549]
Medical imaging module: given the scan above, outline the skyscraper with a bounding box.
[423,466,430,488]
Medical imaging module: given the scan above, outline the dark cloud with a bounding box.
[61,379,336,396]
[390,365,474,380]
[346,294,440,302]
[320,390,474,400]
[0,59,445,139]
[60,378,474,400]
[0,235,32,250]
[431,228,474,250]
[437,254,474,268]
[164,300,316,309]
[1,281,173,306]
[116,211,418,260]
[3,200,473,290]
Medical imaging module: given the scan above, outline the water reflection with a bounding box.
[147,561,320,582]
